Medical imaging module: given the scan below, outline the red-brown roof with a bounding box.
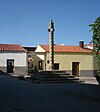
[0,44,27,52]
[40,44,92,53]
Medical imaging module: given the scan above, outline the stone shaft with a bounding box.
[48,20,55,70]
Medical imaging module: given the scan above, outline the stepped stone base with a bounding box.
[31,70,79,83]
[37,70,70,75]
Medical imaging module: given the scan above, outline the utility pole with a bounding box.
[48,20,55,70]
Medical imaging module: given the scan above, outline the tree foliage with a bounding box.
[89,16,100,74]
[89,17,100,54]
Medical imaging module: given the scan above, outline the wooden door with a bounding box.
[72,62,79,76]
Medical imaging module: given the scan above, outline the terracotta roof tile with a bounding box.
[0,44,27,52]
[40,44,92,53]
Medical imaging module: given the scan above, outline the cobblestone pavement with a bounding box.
[78,77,99,85]
[0,75,100,112]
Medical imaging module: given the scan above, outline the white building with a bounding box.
[0,44,27,75]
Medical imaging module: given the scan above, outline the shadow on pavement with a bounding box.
[0,71,100,112]
[0,70,9,75]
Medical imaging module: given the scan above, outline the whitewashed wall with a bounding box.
[84,45,93,50]
[35,45,46,52]
[0,52,27,67]
[35,45,45,60]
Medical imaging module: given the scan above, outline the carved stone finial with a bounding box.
[48,20,54,32]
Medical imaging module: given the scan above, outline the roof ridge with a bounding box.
[40,44,92,53]
[0,44,27,52]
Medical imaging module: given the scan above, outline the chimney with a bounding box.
[79,41,84,48]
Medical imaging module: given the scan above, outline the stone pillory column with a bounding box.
[48,20,55,70]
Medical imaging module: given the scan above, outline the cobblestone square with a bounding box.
[0,75,100,112]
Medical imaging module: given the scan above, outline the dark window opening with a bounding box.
[54,63,59,70]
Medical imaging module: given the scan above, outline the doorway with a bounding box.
[38,60,43,70]
[72,62,79,76]
[7,59,14,73]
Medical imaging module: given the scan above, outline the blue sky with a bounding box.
[0,0,100,46]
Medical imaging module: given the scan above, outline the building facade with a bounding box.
[35,42,98,77]
[23,46,40,73]
[0,44,27,75]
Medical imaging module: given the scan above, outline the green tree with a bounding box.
[89,16,100,75]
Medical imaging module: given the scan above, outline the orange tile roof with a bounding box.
[0,44,27,52]
[40,44,92,53]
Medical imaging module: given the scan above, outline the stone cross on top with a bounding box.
[48,20,55,32]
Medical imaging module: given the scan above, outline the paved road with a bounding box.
[0,75,100,112]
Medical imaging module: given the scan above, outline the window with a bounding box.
[54,63,59,70]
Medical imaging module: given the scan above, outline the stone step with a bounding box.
[31,73,79,83]
[37,70,70,75]
[31,74,75,79]
[30,70,80,83]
